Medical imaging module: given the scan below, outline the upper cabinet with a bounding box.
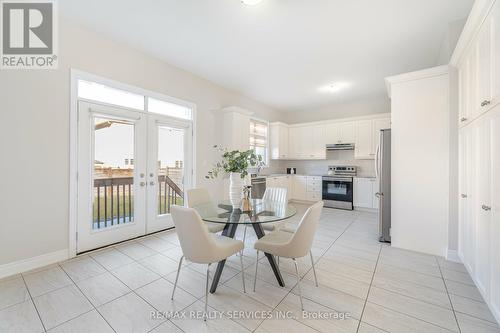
[288,125,326,160]
[221,107,251,151]
[270,122,289,160]
[458,6,500,127]
[355,118,391,160]
[270,115,390,160]
[325,121,355,144]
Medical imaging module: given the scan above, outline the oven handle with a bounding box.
[322,177,353,183]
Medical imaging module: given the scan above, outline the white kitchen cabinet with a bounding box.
[221,108,250,151]
[270,122,289,160]
[288,125,325,160]
[476,17,493,118]
[325,122,355,144]
[292,175,307,200]
[474,117,492,297]
[353,177,378,209]
[354,120,373,159]
[312,125,326,159]
[354,118,390,160]
[493,3,500,105]
[372,118,391,153]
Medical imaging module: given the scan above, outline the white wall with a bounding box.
[283,96,390,124]
[0,18,283,267]
[388,67,450,257]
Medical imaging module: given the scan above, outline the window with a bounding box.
[78,80,144,110]
[77,79,193,121]
[249,119,268,165]
[148,97,192,120]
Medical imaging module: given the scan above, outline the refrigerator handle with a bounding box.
[375,144,380,179]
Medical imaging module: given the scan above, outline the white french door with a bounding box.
[77,101,192,253]
[146,115,192,234]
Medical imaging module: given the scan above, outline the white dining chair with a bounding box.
[242,187,289,246]
[170,205,246,320]
[253,201,323,310]
[186,188,225,233]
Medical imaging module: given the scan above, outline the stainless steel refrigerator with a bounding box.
[376,129,391,243]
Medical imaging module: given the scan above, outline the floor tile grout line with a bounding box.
[20,273,48,333]
[250,212,360,333]
[355,231,383,333]
[363,300,459,333]
[56,261,119,333]
[436,256,463,333]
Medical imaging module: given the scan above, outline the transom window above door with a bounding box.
[77,79,193,120]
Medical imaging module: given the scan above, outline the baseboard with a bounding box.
[445,249,462,263]
[0,249,69,279]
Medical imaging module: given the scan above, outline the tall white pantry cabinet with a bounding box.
[456,0,500,323]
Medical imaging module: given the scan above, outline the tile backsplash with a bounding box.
[265,150,376,177]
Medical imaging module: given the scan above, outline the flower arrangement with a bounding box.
[206,145,264,179]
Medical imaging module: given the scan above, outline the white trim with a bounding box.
[274,112,392,128]
[69,69,197,257]
[219,106,254,116]
[0,249,69,279]
[385,65,449,98]
[450,0,497,66]
[445,249,462,263]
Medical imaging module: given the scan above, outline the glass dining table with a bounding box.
[192,199,297,293]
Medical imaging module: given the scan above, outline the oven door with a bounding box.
[322,177,353,209]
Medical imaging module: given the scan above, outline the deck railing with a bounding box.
[93,175,183,229]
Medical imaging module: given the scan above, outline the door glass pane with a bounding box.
[148,97,192,120]
[93,117,135,229]
[157,126,184,216]
[79,80,145,110]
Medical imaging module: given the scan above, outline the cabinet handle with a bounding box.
[481,100,491,107]
[375,192,383,198]
[481,205,491,211]
[460,117,468,122]
[460,194,467,198]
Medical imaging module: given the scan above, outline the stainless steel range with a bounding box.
[322,166,357,210]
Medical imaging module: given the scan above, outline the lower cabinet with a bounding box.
[458,104,499,319]
[291,176,322,202]
[353,177,378,209]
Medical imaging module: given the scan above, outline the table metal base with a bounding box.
[209,222,285,293]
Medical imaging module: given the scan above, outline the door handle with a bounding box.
[375,192,383,198]
[481,100,491,107]
[460,117,468,122]
[149,181,155,186]
[461,194,467,198]
[481,205,491,211]
[140,182,146,187]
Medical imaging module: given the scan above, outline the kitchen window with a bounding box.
[249,118,268,165]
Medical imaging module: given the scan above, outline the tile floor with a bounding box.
[1,204,499,333]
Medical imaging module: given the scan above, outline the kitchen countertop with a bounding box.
[259,173,377,178]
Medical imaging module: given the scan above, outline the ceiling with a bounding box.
[60,0,474,112]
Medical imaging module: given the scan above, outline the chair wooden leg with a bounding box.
[293,258,304,311]
[253,250,259,292]
[204,263,211,321]
[310,251,318,287]
[240,252,246,293]
[171,255,184,300]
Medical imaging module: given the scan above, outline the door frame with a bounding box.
[69,69,197,257]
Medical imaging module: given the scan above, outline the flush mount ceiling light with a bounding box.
[241,0,263,5]
[319,82,351,93]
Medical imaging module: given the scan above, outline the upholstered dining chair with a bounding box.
[170,206,246,320]
[186,188,225,233]
[253,201,323,310]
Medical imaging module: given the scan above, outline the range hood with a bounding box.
[326,143,355,151]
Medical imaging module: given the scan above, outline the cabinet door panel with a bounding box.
[355,120,373,159]
[339,122,355,143]
[372,118,391,154]
[475,118,492,297]
[489,106,500,314]
[464,125,477,274]
[477,18,492,115]
[325,123,340,144]
[459,64,469,125]
[492,1,500,104]
[458,128,468,261]
[354,178,373,208]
